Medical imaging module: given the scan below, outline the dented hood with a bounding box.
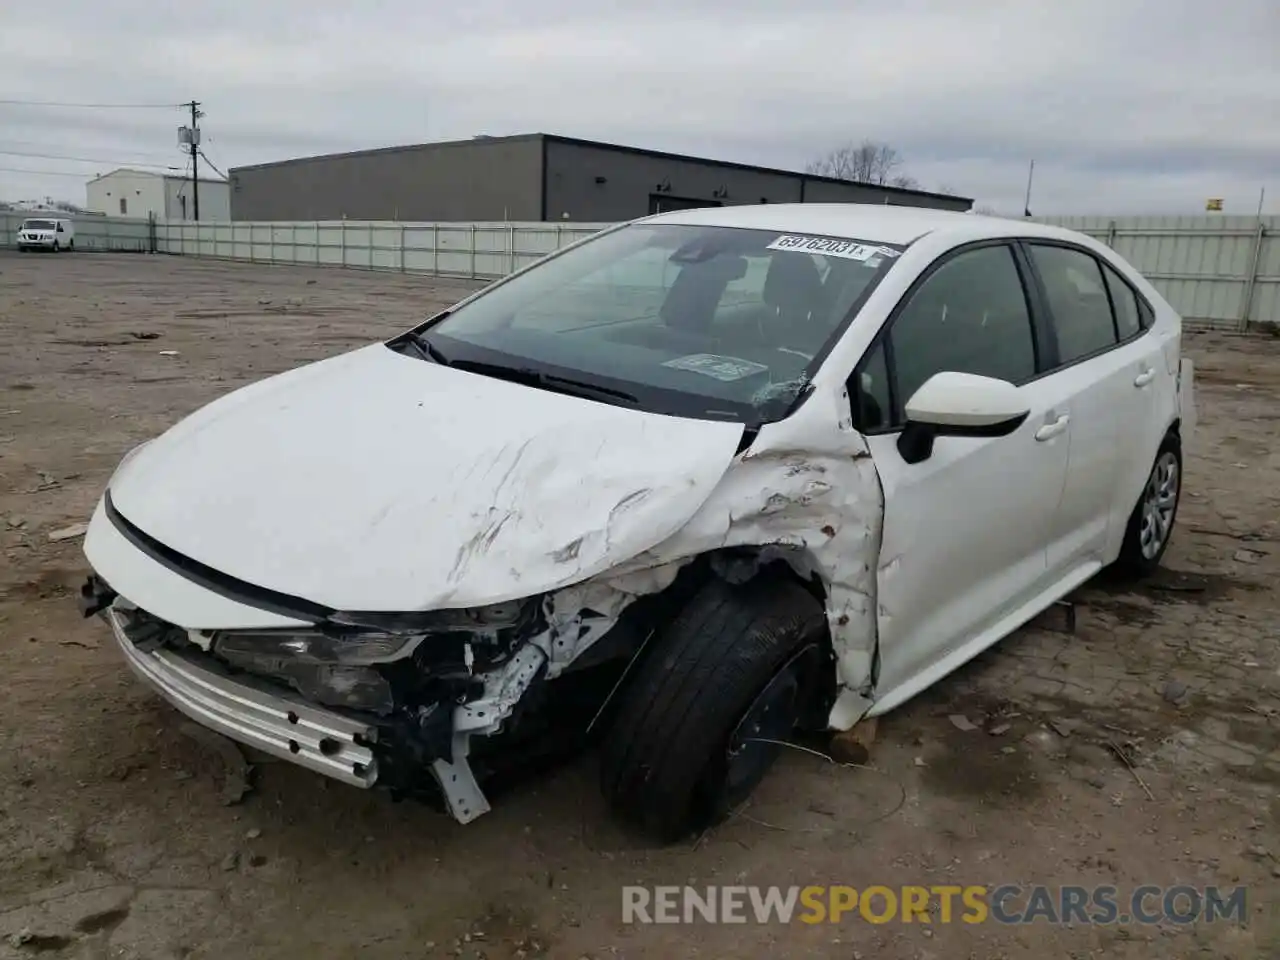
[108,344,745,612]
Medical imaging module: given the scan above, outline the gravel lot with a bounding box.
[1,252,1277,960]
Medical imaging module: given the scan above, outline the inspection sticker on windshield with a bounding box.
[766,234,898,261]
[663,354,770,382]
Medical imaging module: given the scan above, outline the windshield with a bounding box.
[410,223,901,424]
[21,220,55,230]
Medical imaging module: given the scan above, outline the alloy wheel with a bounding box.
[1139,450,1179,559]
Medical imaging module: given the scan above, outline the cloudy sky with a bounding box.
[1,0,1276,215]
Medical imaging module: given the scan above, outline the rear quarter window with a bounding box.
[1100,261,1143,339]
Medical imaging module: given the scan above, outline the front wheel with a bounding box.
[1115,435,1182,576]
[599,578,826,843]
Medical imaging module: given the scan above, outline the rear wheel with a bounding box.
[599,578,826,843]
[1115,434,1182,576]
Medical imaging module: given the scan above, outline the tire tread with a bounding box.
[600,578,824,840]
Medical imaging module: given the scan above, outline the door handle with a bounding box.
[1035,414,1070,441]
[1134,368,1155,387]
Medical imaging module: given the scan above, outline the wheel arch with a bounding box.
[658,544,840,726]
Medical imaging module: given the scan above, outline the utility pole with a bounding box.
[1023,159,1035,218]
[186,100,202,221]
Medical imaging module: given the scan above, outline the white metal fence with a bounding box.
[152,219,610,280]
[4,210,1276,329]
[1035,215,1278,331]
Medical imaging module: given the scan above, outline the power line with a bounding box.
[0,166,103,178]
[0,99,182,109]
[197,149,227,180]
[0,139,182,163]
[0,149,182,169]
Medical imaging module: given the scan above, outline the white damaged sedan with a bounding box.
[80,204,1195,841]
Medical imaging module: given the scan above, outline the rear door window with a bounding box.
[1027,244,1118,363]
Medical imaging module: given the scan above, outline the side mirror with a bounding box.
[897,371,1030,464]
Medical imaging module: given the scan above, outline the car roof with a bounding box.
[642,203,1083,248]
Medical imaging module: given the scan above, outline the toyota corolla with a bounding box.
[79,204,1195,841]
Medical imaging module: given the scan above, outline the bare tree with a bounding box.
[806,140,913,186]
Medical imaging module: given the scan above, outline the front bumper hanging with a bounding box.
[105,605,380,788]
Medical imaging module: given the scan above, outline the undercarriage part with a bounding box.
[430,733,489,823]
[79,574,117,618]
[828,716,878,765]
[455,643,548,736]
[1053,599,1078,634]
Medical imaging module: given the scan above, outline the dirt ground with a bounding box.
[1,251,1277,960]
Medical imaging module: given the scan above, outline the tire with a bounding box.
[599,577,826,842]
[68,239,74,251]
[1115,433,1182,576]
[52,241,60,253]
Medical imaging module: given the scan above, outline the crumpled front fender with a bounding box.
[517,385,883,731]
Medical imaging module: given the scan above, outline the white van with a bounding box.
[16,217,75,252]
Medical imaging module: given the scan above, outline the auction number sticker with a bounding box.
[766,234,898,261]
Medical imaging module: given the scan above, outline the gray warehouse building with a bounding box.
[228,133,972,222]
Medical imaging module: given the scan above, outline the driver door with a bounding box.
[851,241,1075,710]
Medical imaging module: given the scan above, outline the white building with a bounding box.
[86,168,230,221]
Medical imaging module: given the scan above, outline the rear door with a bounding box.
[851,241,1074,707]
[1021,241,1165,573]
[1096,256,1165,543]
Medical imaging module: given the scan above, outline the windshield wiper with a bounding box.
[450,359,638,406]
[399,330,450,365]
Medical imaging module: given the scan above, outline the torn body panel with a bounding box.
[413,385,882,818]
[613,384,883,728]
[471,382,884,742]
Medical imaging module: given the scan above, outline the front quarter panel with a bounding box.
[608,381,885,728]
